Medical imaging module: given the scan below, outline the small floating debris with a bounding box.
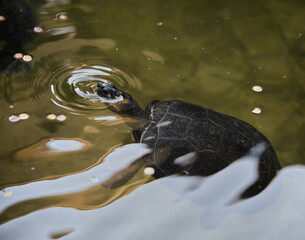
[19,113,29,120]
[30,167,35,171]
[3,190,12,197]
[47,114,57,120]
[46,114,68,121]
[57,114,67,122]
[58,14,68,21]
[252,107,262,114]
[157,22,163,26]
[22,55,32,62]
[90,176,98,183]
[9,105,15,109]
[33,26,44,33]
[0,15,6,21]
[9,113,30,122]
[252,86,263,92]
[144,167,155,176]
[13,53,23,59]
[8,115,20,122]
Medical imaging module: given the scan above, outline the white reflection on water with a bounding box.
[46,26,76,35]
[0,144,151,213]
[14,138,92,160]
[1,164,305,239]
[1,143,305,240]
[46,139,85,152]
[91,116,118,121]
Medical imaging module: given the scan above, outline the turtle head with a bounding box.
[97,82,147,130]
[97,82,121,99]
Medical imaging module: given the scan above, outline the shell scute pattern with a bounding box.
[158,114,191,139]
[186,119,225,152]
[167,100,208,120]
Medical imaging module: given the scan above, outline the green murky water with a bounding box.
[0,0,305,238]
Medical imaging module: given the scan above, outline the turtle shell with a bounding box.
[139,100,280,195]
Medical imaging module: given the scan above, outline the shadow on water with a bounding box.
[0,0,38,75]
[0,0,39,106]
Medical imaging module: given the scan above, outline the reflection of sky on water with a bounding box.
[1,166,304,239]
[0,144,151,213]
[1,144,305,239]
[14,138,92,160]
[46,139,86,152]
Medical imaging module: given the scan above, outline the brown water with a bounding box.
[0,0,305,239]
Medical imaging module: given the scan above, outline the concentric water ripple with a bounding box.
[33,58,141,115]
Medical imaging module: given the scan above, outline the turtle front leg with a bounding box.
[101,154,154,188]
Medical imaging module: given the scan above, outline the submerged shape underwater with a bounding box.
[0,0,305,239]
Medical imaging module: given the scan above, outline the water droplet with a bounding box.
[8,115,20,122]
[252,108,261,114]
[144,167,155,176]
[252,86,263,92]
[157,22,163,26]
[174,37,178,40]
[30,167,35,170]
[47,114,57,120]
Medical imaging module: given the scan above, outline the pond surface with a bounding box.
[0,0,305,239]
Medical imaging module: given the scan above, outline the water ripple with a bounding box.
[33,58,140,115]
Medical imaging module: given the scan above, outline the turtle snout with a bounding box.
[97,82,104,88]
[97,82,121,99]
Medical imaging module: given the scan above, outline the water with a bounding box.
[0,0,305,239]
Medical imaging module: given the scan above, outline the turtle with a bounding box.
[97,82,281,198]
